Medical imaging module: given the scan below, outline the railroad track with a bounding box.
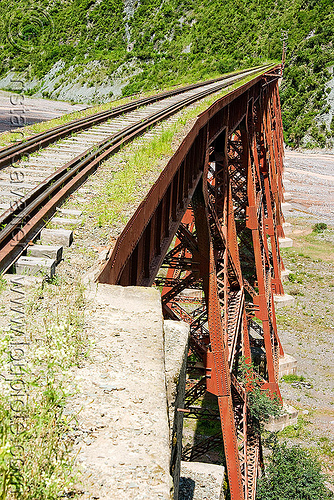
[0,65,271,275]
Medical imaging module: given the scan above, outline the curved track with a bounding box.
[0,65,270,274]
[0,66,268,172]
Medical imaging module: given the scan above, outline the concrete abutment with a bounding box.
[68,284,193,499]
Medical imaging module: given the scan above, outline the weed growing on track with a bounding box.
[86,70,264,229]
[0,279,89,499]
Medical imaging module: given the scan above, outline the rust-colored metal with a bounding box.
[98,65,285,500]
[99,67,279,285]
[0,64,284,500]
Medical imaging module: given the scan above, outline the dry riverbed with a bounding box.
[0,90,87,133]
[274,148,334,489]
[277,220,334,486]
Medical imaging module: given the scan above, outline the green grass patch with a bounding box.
[0,381,76,499]
[281,223,334,264]
[196,417,221,437]
[313,222,328,233]
[278,415,310,439]
[0,279,89,499]
[288,272,303,284]
[318,437,334,458]
[282,374,305,383]
[0,276,6,294]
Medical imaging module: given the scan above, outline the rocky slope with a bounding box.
[0,0,333,147]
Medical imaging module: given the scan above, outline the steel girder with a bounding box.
[98,67,285,500]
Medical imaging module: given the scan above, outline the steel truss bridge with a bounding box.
[98,64,286,500]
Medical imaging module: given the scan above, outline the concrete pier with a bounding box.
[281,268,291,281]
[265,404,298,432]
[279,237,293,248]
[273,293,295,308]
[279,353,297,378]
[282,222,292,235]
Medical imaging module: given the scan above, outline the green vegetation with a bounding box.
[0,276,6,294]
[282,373,305,383]
[256,442,333,500]
[318,437,334,459]
[238,359,281,433]
[288,271,303,283]
[278,415,310,439]
[0,279,88,498]
[0,0,333,146]
[280,223,334,264]
[196,416,221,437]
[313,222,328,233]
[0,382,76,499]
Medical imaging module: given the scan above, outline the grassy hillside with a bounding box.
[0,0,333,147]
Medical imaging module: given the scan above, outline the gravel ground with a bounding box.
[272,148,334,489]
[276,219,334,487]
[283,149,334,224]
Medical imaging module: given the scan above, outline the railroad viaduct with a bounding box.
[0,64,297,500]
[93,63,295,500]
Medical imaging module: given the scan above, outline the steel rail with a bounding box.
[0,65,272,171]
[0,66,270,274]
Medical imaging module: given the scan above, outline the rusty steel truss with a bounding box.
[98,65,286,500]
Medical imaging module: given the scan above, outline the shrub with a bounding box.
[288,272,303,284]
[238,359,281,433]
[256,442,333,500]
[312,222,327,233]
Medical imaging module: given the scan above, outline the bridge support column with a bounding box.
[192,184,245,500]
